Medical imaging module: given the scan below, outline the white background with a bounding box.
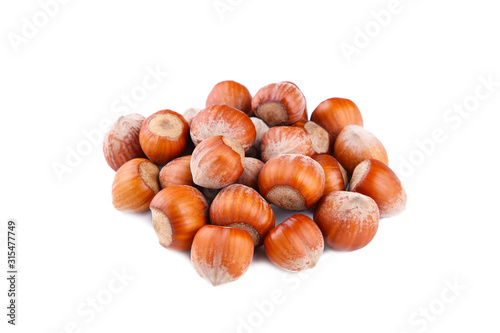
[1,0,500,332]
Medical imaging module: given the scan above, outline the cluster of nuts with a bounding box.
[104,80,407,286]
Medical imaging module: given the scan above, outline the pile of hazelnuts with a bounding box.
[103,80,407,286]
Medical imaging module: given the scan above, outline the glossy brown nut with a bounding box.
[159,155,194,188]
[190,135,245,189]
[190,105,256,151]
[292,120,333,155]
[260,126,314,162]
[311,98,363,142]
[252,82,306,126]
[264,214,324,272]
[191,225,254,286]
[103,114,146,171]
[350,159,407,217]
[314,191,379,251]
[333,125,388,174]
[139,109,189,165]
[111,158,160,212]
[313,154,347,196]
[210,184,275,246]
[258,154,325,211]
[206,80,253,116]
[150,185,208,251]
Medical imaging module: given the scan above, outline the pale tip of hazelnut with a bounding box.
[228,223,260,246]
[266,185,306,211]
[257,101,288,126]
[139,161,160,193]
[148,112,184,139]
[304,121,330,154]
[222,136,245,166]
[349,159,370,190]
[151,208,172,248]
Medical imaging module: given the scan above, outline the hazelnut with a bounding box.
[190,135,245,189]
[311,98,363,142]
[190,105,256,151]
[210,184,275,246]
[236,157,264,190]
[139,109,189,165]
[260,126,314,162]
[111,158,160,212]
[313,154,347,195]
[206,80,253,116]
[264,214,324,271]
[314,191,379,251]
[292,120,333,155]
[252,81,306,126]
[191,225,254,286]
[159,155,194,188]
[150,185,208,251]
[246,117,270,158]
[350,159,407,217]
[103,114,146,171]
[258,154,325,211]
[182,107,202,127]
[333,124,388,174]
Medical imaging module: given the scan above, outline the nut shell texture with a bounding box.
[334,125,388,174]
[258,154,325,211]
[103,114,146,171]
[191,225,254,286]
[139,109,189,165]
[210,184,275,246]
[313,154,346,195]
[252,82,306,126]
[190,136,245,189]
[159,155,194,188]
[206,80,253,116]
[350,159,407,217]
[190,105,256,151]
[314,191,379,251]
[260,126,314,162]
[112,158,160,212]
[311,98,363,142]
[264,214,324,271]
[236,157,264,190]
[150,185,208,251]
[292,120,332,155]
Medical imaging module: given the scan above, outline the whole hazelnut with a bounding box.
[111,158,160,212]
[258,154,325,211]
[252,81,306,126]
[314,191,379,251]
[260,126,314,162]
[190,105,256,151]
[139,109,189,165]
[103,114,146,171]
[311,98,363,142]
[334,125,388,174]
[190,135,245,189]
[206,80,253,116]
